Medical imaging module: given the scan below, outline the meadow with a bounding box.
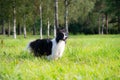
[0,35,120,80]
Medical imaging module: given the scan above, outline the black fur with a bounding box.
[56,29,68,43]
[29,39,52,57]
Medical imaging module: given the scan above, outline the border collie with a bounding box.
[27,29,68,60]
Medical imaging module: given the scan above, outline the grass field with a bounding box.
[0,35,120,80]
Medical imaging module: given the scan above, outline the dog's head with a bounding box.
[56,28,68,43]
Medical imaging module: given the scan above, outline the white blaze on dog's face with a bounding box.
[63,32,68,40]
[56,29,68,42]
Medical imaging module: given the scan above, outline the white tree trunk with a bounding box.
[98,15,101,34]
[64,0,69,33]
[47,19,50,38]
[24,27,26,38]
[39,5,43,39]
[13,4,16,39]
[102,24,104,35]
[23,15,26,38]
[2,20,5,35]
[102,14,105,35]
[54,0,59,34]
[54,20,56,37]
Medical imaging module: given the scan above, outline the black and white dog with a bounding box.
[27,29,68,60]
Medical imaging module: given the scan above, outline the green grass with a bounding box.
[0,35,120,80]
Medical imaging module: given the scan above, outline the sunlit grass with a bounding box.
[0,35,120,80]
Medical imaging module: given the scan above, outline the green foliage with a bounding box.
[0,35,120,80]
[105,0,120,15]
[0,0,120,34]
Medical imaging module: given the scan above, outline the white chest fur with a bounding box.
[47,39,65,60]
[55,40,65,57]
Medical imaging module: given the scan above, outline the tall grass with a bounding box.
[0,35,120,80]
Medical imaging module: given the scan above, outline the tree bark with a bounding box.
[47,19,50,38]
[105,13,108,34]
[2,20,5,35]
[102,14,105,35]
[98,15,101,34]
[54,20,56,37]
[39,5,42,39]
[23,14,26,38]
[13,1,16,39]
[8,19,10,36]
[54,0,59,34]
[64,0,69,33]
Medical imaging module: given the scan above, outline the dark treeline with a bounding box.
[0,0,120,38]
[69,0,120,34]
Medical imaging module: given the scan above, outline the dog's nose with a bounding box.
[65,36,68,40]
[64,35,68,40]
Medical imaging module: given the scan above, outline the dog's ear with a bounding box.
[56,28,60,33]
[57,27,66,33]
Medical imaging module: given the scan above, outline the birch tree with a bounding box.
[98,15,101,34]
[101,14,105,34]
[13,0,16,39]
[0,0,6,35]
[54,0,59,34]
[2,20,5,35]
[8,19,11,36]
[47,18,50,38]
[39,4,43,39]
[23,15,26,38]
[64,0,72,33]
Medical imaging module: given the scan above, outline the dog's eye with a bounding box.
[65,33,68,36]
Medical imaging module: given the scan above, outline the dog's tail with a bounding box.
[25,40,34,53]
